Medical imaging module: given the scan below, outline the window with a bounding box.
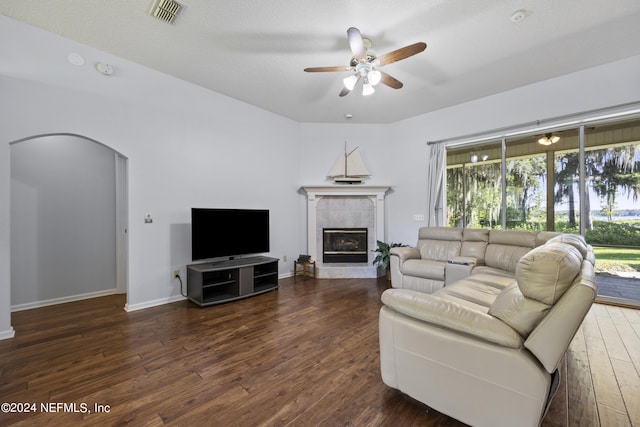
[444,116,640,305]
[446,141,502,228]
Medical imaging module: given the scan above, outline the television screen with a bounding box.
[191,208,270,261]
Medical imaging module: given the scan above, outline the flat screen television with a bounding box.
[191,208,270,261]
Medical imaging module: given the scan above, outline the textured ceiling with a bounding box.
[2,0,640,123]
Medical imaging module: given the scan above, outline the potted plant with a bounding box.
[373,240,407,280]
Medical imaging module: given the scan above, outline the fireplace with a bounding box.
[302,186,389,278]
[323,228,368,263]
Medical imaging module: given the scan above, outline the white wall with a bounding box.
[0,71,301,320]
[0,99,12,339]
[11,134,117,307]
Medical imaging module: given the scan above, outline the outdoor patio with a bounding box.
[596,273,640,304]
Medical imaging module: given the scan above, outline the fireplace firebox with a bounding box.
[322,228,368,263]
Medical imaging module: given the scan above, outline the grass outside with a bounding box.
[593,246,640,274]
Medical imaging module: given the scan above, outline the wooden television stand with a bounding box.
[186,256,278,306]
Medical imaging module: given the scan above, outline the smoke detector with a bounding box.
[148,0,184,24]
[95,62,114,76]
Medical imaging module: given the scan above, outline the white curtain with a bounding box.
[426,142,445,226]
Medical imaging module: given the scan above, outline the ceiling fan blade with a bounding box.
[377,42,427,66]
[380,71,403,89]
[339,87,352,97]
[304,66,351,72]
[347,27,365,59]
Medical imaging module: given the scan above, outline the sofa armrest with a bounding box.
[381,288,523,348]
[445,257,477,285]
[390,246,421,263]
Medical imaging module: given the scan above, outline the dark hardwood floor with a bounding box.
[0,277,638,426]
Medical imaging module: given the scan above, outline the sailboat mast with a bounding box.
[344,141,348,177]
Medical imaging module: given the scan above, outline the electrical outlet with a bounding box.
[173,269,181,279]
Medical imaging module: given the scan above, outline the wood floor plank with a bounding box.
[582,308,628,414]
[564,320,599,427]
[593,305,632,363]
[608,306,640,379]
[609,358,640,427]
[0,278,638,426]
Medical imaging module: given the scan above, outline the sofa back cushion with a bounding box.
[418,240,461,262]
[461,228,489,264]
[516,242,582,305]
[484,230,537,272]
[416,227,463,262]
[489,241,583,338]
[418,227,463,241]
[546,234,590,258]
[488,283,550,337]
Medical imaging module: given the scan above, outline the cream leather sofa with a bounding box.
[380,228,597,427]
[389,227,559,292]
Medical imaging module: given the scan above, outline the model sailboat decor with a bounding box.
[328,142,370,184]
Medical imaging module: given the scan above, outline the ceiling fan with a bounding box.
[304,27,427,97]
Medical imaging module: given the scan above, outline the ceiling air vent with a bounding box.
[148,0,184,24]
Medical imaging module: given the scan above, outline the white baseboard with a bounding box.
[124,294,186,312]
[0,327,16,340]
[11,289,118,312]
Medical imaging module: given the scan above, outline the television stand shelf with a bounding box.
[186,256,278,306]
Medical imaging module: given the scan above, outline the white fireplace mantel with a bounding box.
[301,185,390,275]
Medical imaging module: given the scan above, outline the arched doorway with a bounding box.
[10,133,128,310]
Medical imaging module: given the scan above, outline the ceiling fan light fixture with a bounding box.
[538,133,560,145]
[343,75,358,91]
[368,70,381,86]
[362,80,375,96]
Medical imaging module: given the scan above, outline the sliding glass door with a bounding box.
[444,117,640,305]
[583,119,640,304]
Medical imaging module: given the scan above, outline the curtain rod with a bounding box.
[426,101,640,147]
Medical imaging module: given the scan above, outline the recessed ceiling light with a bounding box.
[345,114,353,120]
[510,9,529,23]
[67,53,85,66]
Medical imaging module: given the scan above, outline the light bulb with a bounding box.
[368,70,381,86]
[363,82,375,96]
[343,75,358,91]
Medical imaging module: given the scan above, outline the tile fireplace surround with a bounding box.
[301,186,390,278]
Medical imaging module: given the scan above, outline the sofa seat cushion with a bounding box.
[403,259,446,280]
[471,266,515,278]
[381,288,524,349]
[437,273,516,311]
